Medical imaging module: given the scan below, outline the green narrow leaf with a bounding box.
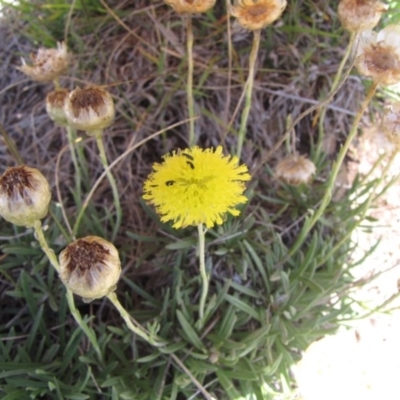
[176,310,204,351]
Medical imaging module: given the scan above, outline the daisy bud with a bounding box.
[64,86,115,134]
[230,0,287,31]
[274,154,316,186]
[164,0,216,14]
[59,236,121,302]
[338,0,387,32]
[46,89,69,126]
[17,42,68,82]
[356,25,400,86]
[0,166,52,227]
[382,102,400,146]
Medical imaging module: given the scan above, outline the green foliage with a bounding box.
[1,0,398,399]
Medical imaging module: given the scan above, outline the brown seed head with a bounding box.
[0,166,51,227]
[59,236,121,301]
[17,42,68,82]
[46,89,69,126]
[230,0,287,31]
[356,25,400,86]
[338,0,387,32]
[164,0,216,13]
[64,86,115,133]
[274,154,316,186]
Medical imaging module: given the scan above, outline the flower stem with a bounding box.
[94,131,122,242]
[33,220,60,273]
[33,220,102,359]
[236,29,261,159]
[197,223,208,329]
[287,82,378,259]
[186,15,196,146]
[107,291,166,347]
[316,32,357,157]
[66,125,82,208]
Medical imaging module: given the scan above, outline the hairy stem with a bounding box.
[236,29,261,159]
[197,223,208,328]
[187,15,196,146]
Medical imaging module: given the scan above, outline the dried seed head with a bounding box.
[59,236,121,302]
[381,102,400,146]
[356,25,400,86]
[230,0,287,31]
[164,0,216,14]
[0,166,51,227]
[338,0,387,32]
[17,42,68,82]
[46,89,69,126]
[64,86,115,134]
[274,154,316,186]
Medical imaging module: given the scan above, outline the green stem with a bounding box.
[186,15,195,146]
[66,125,82,208]
[316,32,357,158]
[287,82,378,259]
[107,291,166,347]
[33,220,60,273]
[197,223,208,329]
[94,130,122,242]
[53,77,61,90]
[33,220,102,359]
[236,29,261,159]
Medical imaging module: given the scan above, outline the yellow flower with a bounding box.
[164,0,216,14]
[64,86,115,134]
[230,0,287,31]
[17,42,68,82]
[59,236,121,302]
[0,166,52,227]
[338,0,387,32]
[356,25,400,86]
[143,146,251,229]
[274,154,316,186]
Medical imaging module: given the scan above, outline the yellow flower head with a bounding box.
[164,0,216,14]
[143,146,251,229]
[18,42,68,82]
[338,0,387,32]
[230,0,287,31]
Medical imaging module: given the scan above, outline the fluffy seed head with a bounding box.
[46,89,69,126]
[356,25,400,86]
[274,154,316,186]
[338,0,387,32]
[230,0,287,31]
[0,166,51,227]
[17,42,68,82]
[64,86,115,133]
[59,236,121,302]
[164,0,216,13]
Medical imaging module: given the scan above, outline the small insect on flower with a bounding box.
[274,154,316,186]
[0,166,52,227]
[17,42,68,82]
[230,0,287,31]
[46,89,69,126]
[164,0,216,14]
[143,146,251,229]
[59,236,121,302]
[338,0,388,32]
[356,25,400,86]
[64,86,115,134]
